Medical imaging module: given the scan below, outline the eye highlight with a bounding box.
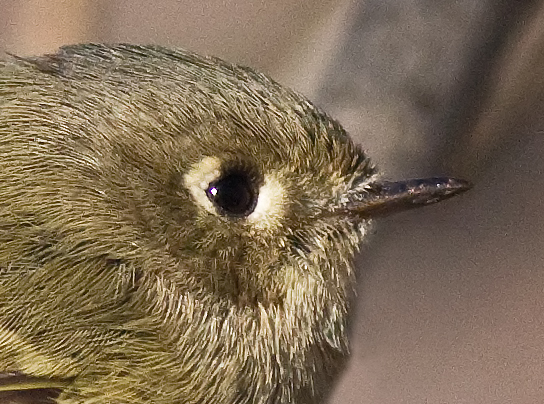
[206,170,258,217]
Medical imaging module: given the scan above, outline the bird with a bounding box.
[0,44,470,404]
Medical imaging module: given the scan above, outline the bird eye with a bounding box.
[206,170,257,217]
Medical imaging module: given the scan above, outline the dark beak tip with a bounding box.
[438,177,473,197]
[403,177,473,207]
[446,177,473,190]
[341,176,473,219]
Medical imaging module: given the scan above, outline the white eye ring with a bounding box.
[247,174,285,228]
[183,156,222,215]
[184,156,286,229]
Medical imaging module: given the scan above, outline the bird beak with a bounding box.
[334,177,472,219]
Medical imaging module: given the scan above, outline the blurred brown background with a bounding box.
[1,1,544,403]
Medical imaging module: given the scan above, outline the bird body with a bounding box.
[0,44,469,404]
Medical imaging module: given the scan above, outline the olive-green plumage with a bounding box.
[0,44,469,404]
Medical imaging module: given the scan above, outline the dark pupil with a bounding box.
[206,172,256,216]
